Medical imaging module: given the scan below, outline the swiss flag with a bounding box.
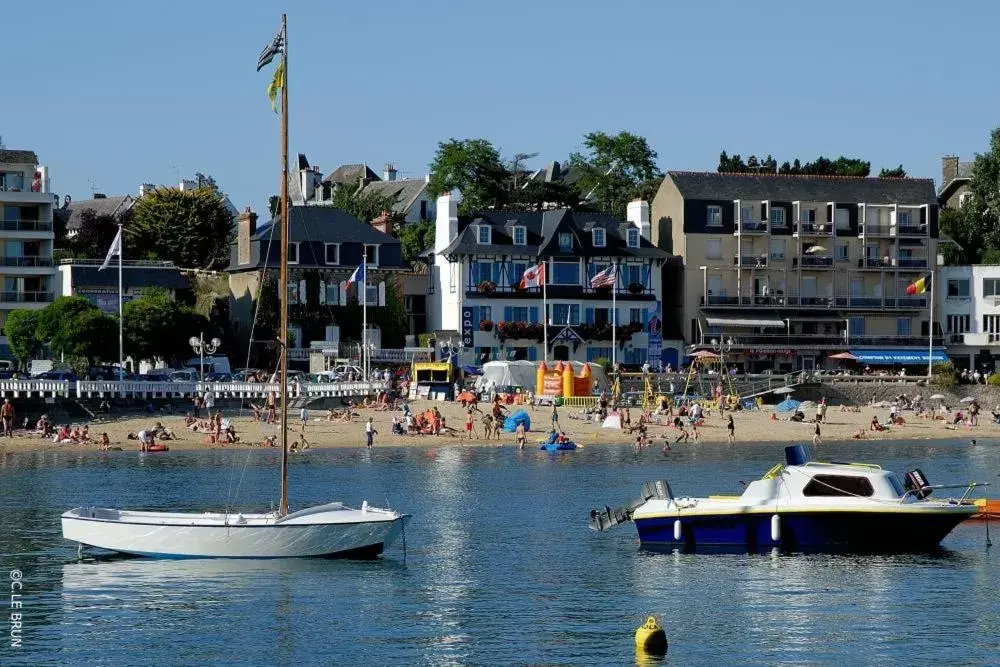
[520,263,546,289]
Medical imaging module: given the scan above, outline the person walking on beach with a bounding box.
[551,403,561,432]
[365,417,377,449]
[816,397,826,424]
[192,394,203,419]
[465,408,476,440]
[812,421,822,446]
[300,406,308,431]
[514,421,526,449]
[727,414,735,445]
[1,398,14,437]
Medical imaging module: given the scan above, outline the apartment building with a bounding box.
[651,171,944,372]
[938,265,1000,372]
[0,149,57,356]
[427,194,681,368]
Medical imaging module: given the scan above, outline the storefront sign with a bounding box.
[461,307,475,347]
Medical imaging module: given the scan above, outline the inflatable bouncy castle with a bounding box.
[535,361,594,398]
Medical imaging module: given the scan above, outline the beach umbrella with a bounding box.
[828,352,857,360]
[929,394,946,400]
[457,391,477,403]
[960,396,976,403]
[806,245,827,254]
[772,387,795,395]
[689,350,720,359]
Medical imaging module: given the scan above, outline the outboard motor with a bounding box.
[785,444,811,466]
[904,469,932,499]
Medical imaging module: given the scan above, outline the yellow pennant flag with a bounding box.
[267,59,285,113]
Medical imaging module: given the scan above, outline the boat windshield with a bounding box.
[887,473,907,497]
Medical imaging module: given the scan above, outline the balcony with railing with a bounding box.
[858,224,892,238]
[735,219,768,235]
[794,255,834,268]
[465,282,657,301]
[0,219,53,233]
[0,290,54,304]
[700,332,943,349]
[896,224,927,237]
[0,256,53,268]
[896,257,929,270]
[700,292,928,310]
[793,221,835,237]
[732,254,768,268]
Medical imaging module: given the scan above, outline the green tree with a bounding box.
[570,130,662,217]
[123,289,212,364]
[33,296,117,364]
[327,183,401,223]
[428,138,509,212]
[879,165,907,178]
[939,127,1000,264]
[396,220,435,264]
[68,208,122,259]
[4,310,41,367]
[721,152,878,177]
[129,186,234,269]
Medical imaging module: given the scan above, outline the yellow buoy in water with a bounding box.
[634,616,667,656]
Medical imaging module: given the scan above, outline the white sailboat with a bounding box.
[62,15,410,559]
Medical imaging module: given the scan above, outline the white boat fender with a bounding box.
[362,501,368,514]
[770,514,781,542]
[673,519,682,541]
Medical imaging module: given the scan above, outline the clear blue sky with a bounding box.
[4,1,998,216]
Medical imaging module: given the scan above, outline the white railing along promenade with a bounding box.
[0,379,387,400]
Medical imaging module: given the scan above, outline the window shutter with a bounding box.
[318,280,326,305]
[299,279,307,305]
[528,347,537,361]
[340,280,348,305]
[529,307,538,324]
[570,305,580,325]
[586,307,594,325]
[504,306,512,322]
[378,281,386,306]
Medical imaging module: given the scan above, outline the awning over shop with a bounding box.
[704,316,785,328]
[850,349,949,365]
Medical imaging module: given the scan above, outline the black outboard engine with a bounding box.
[904,469,932,499]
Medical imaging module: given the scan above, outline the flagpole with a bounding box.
[278,13,290,517]
[118,222,123,377]
[361,254,370,382]
[542,259,548,364]
[611,262,617,369]
[928,266,934,378]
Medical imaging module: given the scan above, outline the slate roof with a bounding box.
[525,161,586,187]
[67,265,188,290]
[668,171,938,205]
[64,195,134,231]
[252,206,396,245]
[937,161,973,199]
[359,178,428,215]
[438,208,670,260]
[322,163,380,185]
[0,149,38,165]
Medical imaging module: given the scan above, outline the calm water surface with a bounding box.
[1,439,998,666]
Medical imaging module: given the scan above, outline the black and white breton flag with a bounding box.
[257,27,284,72]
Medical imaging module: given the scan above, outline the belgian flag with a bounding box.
[906,274,931,295]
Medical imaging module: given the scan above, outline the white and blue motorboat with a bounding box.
[590,445,984,551]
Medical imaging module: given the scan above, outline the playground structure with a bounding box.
[535,361,595,398]
[681,350,738,405]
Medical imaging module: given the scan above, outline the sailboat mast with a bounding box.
[278,13,290,517]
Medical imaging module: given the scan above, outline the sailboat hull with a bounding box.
[62,504,408,559]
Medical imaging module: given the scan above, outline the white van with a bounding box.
[183,356,232,376]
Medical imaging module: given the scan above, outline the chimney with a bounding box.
[941,156,959,186]
[384,163,397,181]
[138,183,155,197]
[300,166,315,202]
[237,206,258,266]
[544,160,560,182]
[435,193,459,252]
[371,210,393,235]
[627,199,651,241]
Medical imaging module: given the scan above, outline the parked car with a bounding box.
[207,372,232,382]
[86,365,133,381]
[169,369,199,383]
[38,370,78,381]
[137,370,174,382]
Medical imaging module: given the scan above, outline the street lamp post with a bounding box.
[189,332,221,381]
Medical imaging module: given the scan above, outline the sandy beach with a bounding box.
[0,398,988,454]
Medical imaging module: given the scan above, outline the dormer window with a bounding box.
[477,225,492,245]
[627,228,640,248]
[592,228,606,248]
[513,225,526,246]
[558,233,572,251]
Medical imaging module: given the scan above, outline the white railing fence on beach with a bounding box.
[0,380,388,400]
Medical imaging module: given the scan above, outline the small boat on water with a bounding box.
[590,445,986,551]
[541,442,578,452]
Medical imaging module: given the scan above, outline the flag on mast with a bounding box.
[347,262,366,285]
[98,227,122,271]
[257,27,285,71]
[520,263,546,289]
[590,264,616,288]
[906,274,931,295]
